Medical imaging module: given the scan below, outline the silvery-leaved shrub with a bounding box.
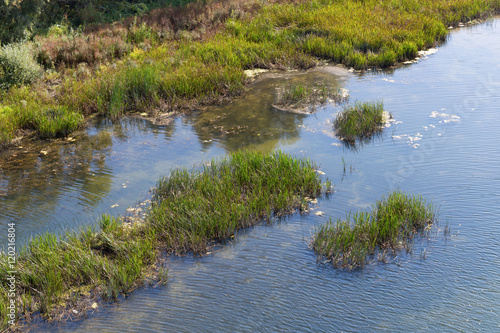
[0,42,42,90]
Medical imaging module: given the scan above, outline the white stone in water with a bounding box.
[314,211,324,216]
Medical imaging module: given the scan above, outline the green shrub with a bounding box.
[0,43,42,90]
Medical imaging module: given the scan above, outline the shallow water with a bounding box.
[2,18,500,332]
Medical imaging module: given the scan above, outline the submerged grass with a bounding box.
[1,0,499,147]
[333,100,386,144]
[273,84,346,112]
[312,190,437,269]
[0,150,326,329]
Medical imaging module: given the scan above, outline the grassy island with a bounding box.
[312,190,437,269]
[333,100,386,144]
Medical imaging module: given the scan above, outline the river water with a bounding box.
[1,19,499,332]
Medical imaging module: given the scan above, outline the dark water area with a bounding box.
[1,18,499,332]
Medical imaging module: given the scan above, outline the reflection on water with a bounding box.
[190,70,345,152]
[3,18,500,332]
[0,129,114,245]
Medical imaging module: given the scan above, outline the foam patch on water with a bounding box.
[383,112,402,128]
[418,48,438,57]
[403,48,438,65]
[392,132,423,148]
[429,110,461,123]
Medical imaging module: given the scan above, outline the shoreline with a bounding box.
[1,1,498,150]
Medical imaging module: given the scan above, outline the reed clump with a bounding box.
[312,190,437,269]
[0,150,326,329]
[333,101,386,144]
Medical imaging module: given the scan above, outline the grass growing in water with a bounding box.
[148,150,328,253]
[273,84,346,113]
[312,190,437,269]
[333,101,386,144]
[0,150,326,329]
[0,215,159,329]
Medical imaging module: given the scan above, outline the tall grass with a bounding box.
[333,101,385,144]
[149,150,327,253]
[0,150,326,329]
[0,215,158,329]
[312,190,437,269]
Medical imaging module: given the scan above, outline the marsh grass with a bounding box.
[273,84,346,112]
[0,150,326,329]
[0,214,157,329]
[334,101,386,144]
[148,150,327,253]
[312,190,437,269]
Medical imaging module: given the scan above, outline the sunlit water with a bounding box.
[1,19,500,332]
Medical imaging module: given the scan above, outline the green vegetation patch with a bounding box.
[312,190,437,269]
[333,100,386,144]
[148,150,328,253]
[0,150,327,329]
[0,215,160,329]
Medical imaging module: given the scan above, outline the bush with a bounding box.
[0,43,42,90]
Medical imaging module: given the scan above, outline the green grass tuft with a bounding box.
[312,190,437,269]
[333,100,386,144]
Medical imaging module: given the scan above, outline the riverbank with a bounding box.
[1,0,499,148]
[0,150,327,330]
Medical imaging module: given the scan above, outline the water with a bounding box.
[2,19,500,332]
